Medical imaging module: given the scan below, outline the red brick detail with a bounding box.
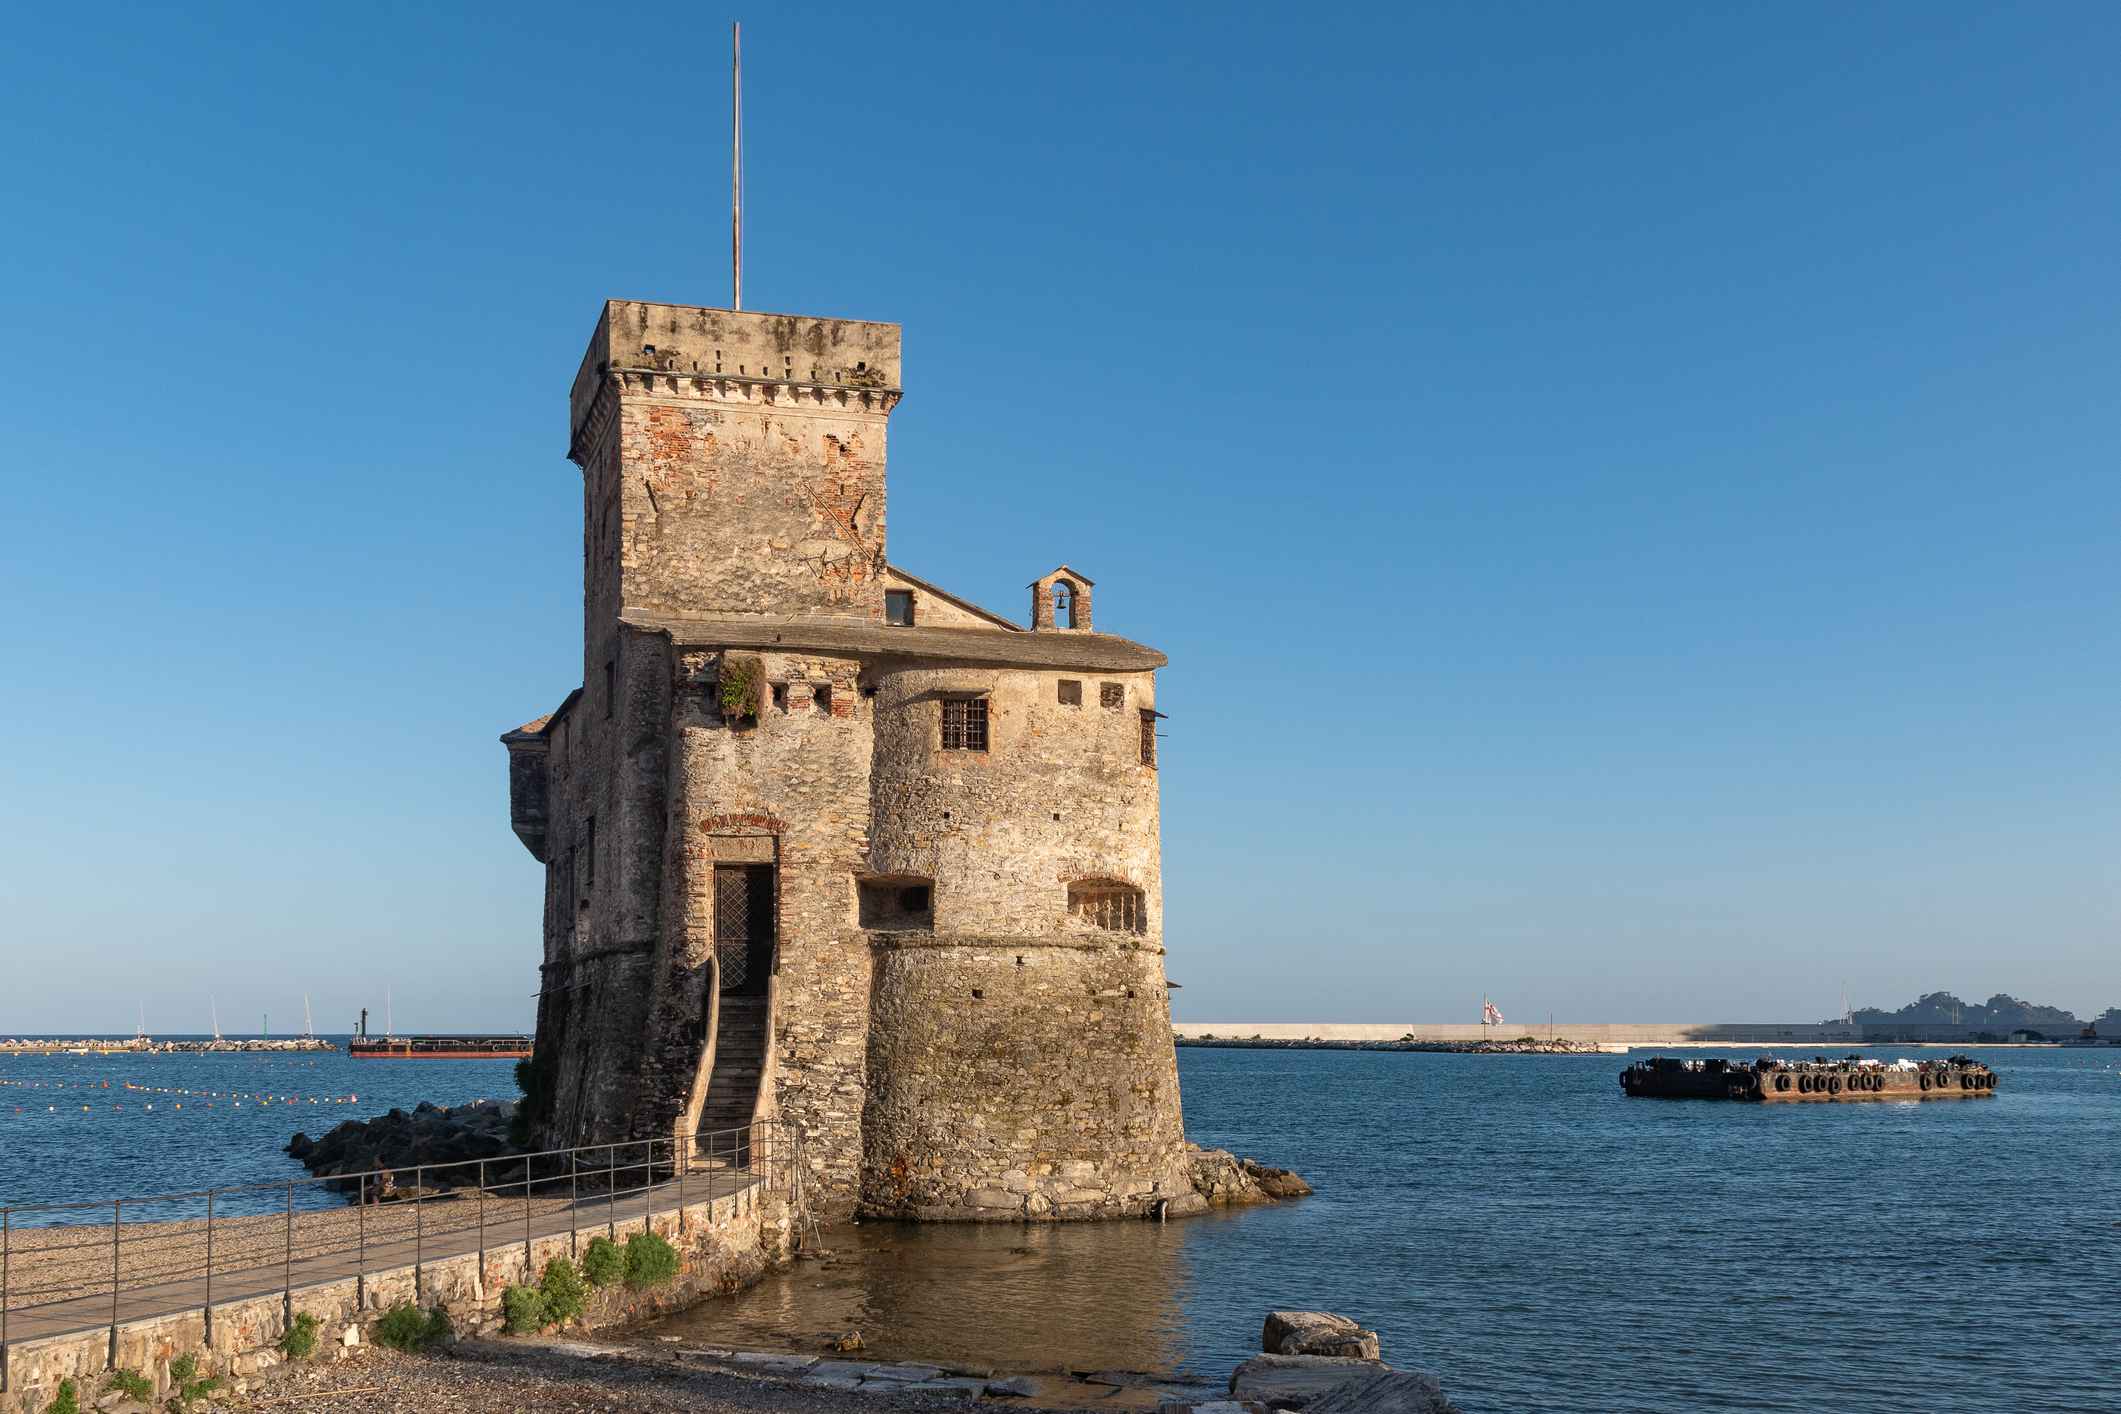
[699,814,788,834]
[1056,870,1144,888]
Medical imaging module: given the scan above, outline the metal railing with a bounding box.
[0,1122,803,1390]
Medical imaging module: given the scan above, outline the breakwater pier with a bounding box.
[1173,1021,2083,1047]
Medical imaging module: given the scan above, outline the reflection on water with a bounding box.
[662,1047,2117,1412]
[654,1211,1218,1385]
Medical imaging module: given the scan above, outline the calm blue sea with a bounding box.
[4,1041,2115,1411]
[0,1039,520,1221]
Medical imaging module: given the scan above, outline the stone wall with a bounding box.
[866,663,1161,934]
[0,1185,793,1414]
[861,938,1189,1219]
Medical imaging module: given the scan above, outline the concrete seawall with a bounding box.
[1172,1022,2028,1047]
[1,1183,796,1414]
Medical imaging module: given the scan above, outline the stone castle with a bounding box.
[503,300,1195,1219]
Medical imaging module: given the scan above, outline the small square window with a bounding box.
[1057,679,1082,706]
[1100,682,1125,709]
[884,591,913,626]
[941,697,989,751]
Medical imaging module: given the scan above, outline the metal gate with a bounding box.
[713,865,775,996]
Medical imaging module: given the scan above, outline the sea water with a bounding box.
[3,1043,2113,1410]
[659,1045,2118,1413]
[0,1041,518,1221]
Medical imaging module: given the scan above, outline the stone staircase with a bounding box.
[697,997,768,1159]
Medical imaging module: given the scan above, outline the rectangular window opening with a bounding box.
[1057,679,1082,706]
[1139,709,1158,769]
[884,591,913,626]
[814,685,833,716]
[858,878,934,931]
[1068,883,1144,934]
[771,683,788,713]
[941,697,989,751]
[1100,682,1125,709]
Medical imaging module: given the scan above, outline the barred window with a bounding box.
[1100,682,1124,709]
[941,697,989,751]
[1068,883,1145,933]
[1139,709,1157,768]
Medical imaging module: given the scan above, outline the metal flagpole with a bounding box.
[732,21,743,310]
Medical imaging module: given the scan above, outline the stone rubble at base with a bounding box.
[524,1303,1461,1412]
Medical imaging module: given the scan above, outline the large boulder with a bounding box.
[1189,1149,1272,1204]
[1263,1311,1380,1360]
[1187,1146,1312,1205]
[1242,1160,1313,1199]
[1230,1355,1388,1407]
[1305,1369,1458,1414]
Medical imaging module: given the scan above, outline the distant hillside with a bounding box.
[1837,992,2084,1031]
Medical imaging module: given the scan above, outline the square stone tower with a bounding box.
[506,300,1196,1220]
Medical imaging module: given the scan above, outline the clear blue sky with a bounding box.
[3,3,2116,1033]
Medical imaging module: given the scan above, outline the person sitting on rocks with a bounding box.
[371,1157,395,1200]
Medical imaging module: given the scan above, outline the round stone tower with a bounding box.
[857,646,1190,1219]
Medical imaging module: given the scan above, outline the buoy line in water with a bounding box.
[0,1077,359,1110]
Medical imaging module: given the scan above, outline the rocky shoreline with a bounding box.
[287,1101,1316,1217]
[1175,1035,1608,1054]
[287,1098,524,1193]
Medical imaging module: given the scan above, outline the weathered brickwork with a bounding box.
[863,940,1189,1219]
[510,299,1183,1218]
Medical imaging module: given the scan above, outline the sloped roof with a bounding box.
[622,611,1165,671]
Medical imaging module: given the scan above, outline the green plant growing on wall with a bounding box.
[279,1310,321,1359]
[102,1372,153,1401]
[374,1302,451,1352]
[718,656,764,724]
[623,1231,681,1289]
[166,1355,225,1413]
[510,1052,557,1145]
[539,1257,590,1323]
[501,1284,549,1334]
[580,1235,624,1287]
[45,1379,80,1414]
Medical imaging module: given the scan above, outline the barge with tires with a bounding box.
[1620,1054,1999,1101]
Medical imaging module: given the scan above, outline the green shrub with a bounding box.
[374,1301,451,1351]
[539,1257,590,1324]
[168,1355,199,1383]
[580,1234,623,1287]
[103,1371,153,1401]
[717,655,763,723]
[510,1052,556,1145]
[501,1283,549,1333]
[163,1352,225,1412]
[45,1379,80,1414]
[279,1310,321,1359]
[622,1231,680,1289]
